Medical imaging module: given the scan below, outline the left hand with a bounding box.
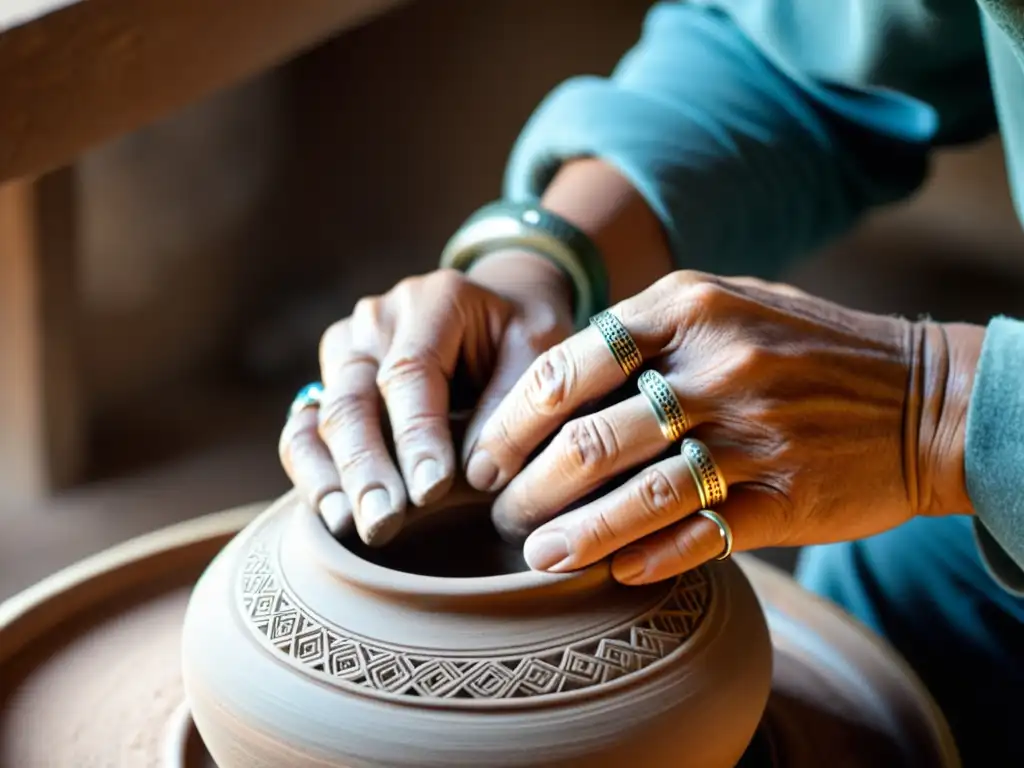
[464,270,983,584]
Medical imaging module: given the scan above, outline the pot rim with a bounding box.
[290,498,612,604]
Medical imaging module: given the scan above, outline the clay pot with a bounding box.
[0,498,958,766]
[181,489,773,767]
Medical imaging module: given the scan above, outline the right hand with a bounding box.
[278,252,575,546]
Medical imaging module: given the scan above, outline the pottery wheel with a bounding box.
[0,505,957,767]
[0,508,257,768]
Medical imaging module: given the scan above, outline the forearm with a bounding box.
[539,159,673,302]
[502,4,936,284]
[469,159,673,305]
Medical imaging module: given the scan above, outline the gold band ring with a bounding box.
[681,438,728,508]
[637,370,688,442]
[288,382,324,420]
[590,311,643,378]
[696,509,734,561]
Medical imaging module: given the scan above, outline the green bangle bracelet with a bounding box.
[439,201,610,331]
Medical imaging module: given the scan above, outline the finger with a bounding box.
[519,444,748,573]
[468,273,740,492]
[466,309,666,492]
[491,395,676,541]
[279,406,353,537]
[376,290,463,508]
[461,319,567,486]
[609,486,784,585]
[318,311,407,547]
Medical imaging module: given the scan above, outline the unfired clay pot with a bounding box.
[0,497,958,766]
[181,489,773,767]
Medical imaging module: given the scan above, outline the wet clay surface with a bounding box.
[184,494,773,767]
[0,513,250,768]
[0,503,957,768]
[0,583,207,766]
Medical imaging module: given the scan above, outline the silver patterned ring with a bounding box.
[288,382,324,420]
[696,509,734,561]
[637,369,689,443]
[680,437,728,508]
[590,310,643,378]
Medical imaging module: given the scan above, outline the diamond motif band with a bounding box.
[238,511,714,702]
[637,370,689,443]
[590,311,643,377]
[681,438,728,508]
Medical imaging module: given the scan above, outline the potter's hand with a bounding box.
[468,271,983,584]
[279,251,574,546]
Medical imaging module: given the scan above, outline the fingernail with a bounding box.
[319,491,353,537]
[523,531,571,571]
[412,458,446,506]
[466,450,500,491]
[612,548,647,583]
[357,488,404,547]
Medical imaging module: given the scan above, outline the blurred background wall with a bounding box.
[2,0,1022,597]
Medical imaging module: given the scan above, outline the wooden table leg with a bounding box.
[0,168,84,500]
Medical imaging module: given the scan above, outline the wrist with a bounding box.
[466,248,574,321]
[914,321,985,517]
[540,159,673,302]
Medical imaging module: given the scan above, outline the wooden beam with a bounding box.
[0,169,84,500]
[0,0,407,183]
[0,1,79,32]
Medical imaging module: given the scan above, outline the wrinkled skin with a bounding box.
[468,271,981,584]
[279,256,574,545]
[280,264,982,584]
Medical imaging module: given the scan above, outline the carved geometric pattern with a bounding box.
[238,533,712,701]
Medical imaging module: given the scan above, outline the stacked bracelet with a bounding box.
[439,201,610,331]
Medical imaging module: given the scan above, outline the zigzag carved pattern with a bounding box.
[238,537,712,700]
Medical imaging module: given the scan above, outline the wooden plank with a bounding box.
[0,0,407,183]
[0,169,84,500]
[0,1,79,32]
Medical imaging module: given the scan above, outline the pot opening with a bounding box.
[340,502,530,579]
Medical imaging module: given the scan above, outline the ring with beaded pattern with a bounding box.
[637,369,689,442]
[590,310,643,378]
[681,437,728,508]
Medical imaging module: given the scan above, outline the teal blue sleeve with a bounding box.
[982,3,1024,227]
[503,3,940,279]
[502,1,1024,593]
[968,4,1024,595]
[966,318,1024,596]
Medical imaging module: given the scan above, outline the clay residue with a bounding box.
[0,585,201,767]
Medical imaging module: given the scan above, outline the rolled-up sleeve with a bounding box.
[965,2,1024,596]
[503,2,939,278]
[966,318,1024,596]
